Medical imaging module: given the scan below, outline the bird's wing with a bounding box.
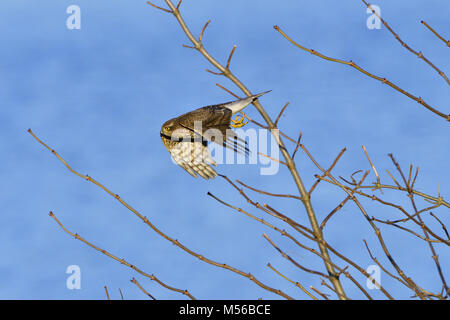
[212,124,250,155]
[169,141,217,179]
[177,106,231,129]
[178,106,249,154]
[221,90,272,114]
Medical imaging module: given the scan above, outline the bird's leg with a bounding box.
[230,112,248,128]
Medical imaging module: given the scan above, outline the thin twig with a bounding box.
[362,145,381,190]
[258,151,287,166]
[320,170,370,229]
[327,180,450,245]
[321,278,339,297]
[310,286,329,300]
[372,218,444,243]
[216,83,241,99]
[146,1,172,13]
[205,68,223,76]
[262,233,331,279]
[411,167,420,190]
[218,174,312,235]
[275,102,290,126]
[363,240,409,287]
[309,148,346,196]
[104,286,111,300]
[236,179,301,200]
[421,20,450,47]
[199,20,210,43]
[131,278,156,300]
[291,132,302,159]
[429,212,450,240]
[226,45,237,70]
[385,169,403,189]
[207,192,305,248]
[267,263,317,300]
[176,0,183,10]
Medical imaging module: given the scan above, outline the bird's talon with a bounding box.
[230,114,248,128]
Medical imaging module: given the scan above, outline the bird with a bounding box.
[160,91,270,179]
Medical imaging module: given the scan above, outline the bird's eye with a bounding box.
[164,126,171,132]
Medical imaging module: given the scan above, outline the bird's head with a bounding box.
[160,119,175,137]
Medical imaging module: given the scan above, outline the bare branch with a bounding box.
[309,148,346,196]
[362,0,450,85]
[320,170,370,229]
[310,286,330,300]
[210,179,378,298]
[308,164,428,298]
[372,218,444,244]
[267,263,318,300]
[385,169,403,189]
[176,0,183,10]
[199,20,211,43]
[316,175,450,244]
[49,211,195,300]
[146,1,173,13]
[429,212,450,241]
[217,174,312,235]
[207,191,372,298]
[363,240,409,287]
[421,20,450,47]
[275,102,290,126]
[291,131,302,159]
[131,278,156,300]
[226,45,237,70]
[30,129,293,300]
[388,154,448,295]
[362,145,381,190]
[274,25,450,121]
[411,166,420,190]
[182,44,196,49]
[104,286,111,300]
[205,68,223,76]
[236,179,301,200]
[216,83,241,99]
[320,278,338,297]
[262,233,330,279]
[258,151,287,166]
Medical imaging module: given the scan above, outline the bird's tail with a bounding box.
[226,90,271,115]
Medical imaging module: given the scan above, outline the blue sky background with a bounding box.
[0,0,448,299]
